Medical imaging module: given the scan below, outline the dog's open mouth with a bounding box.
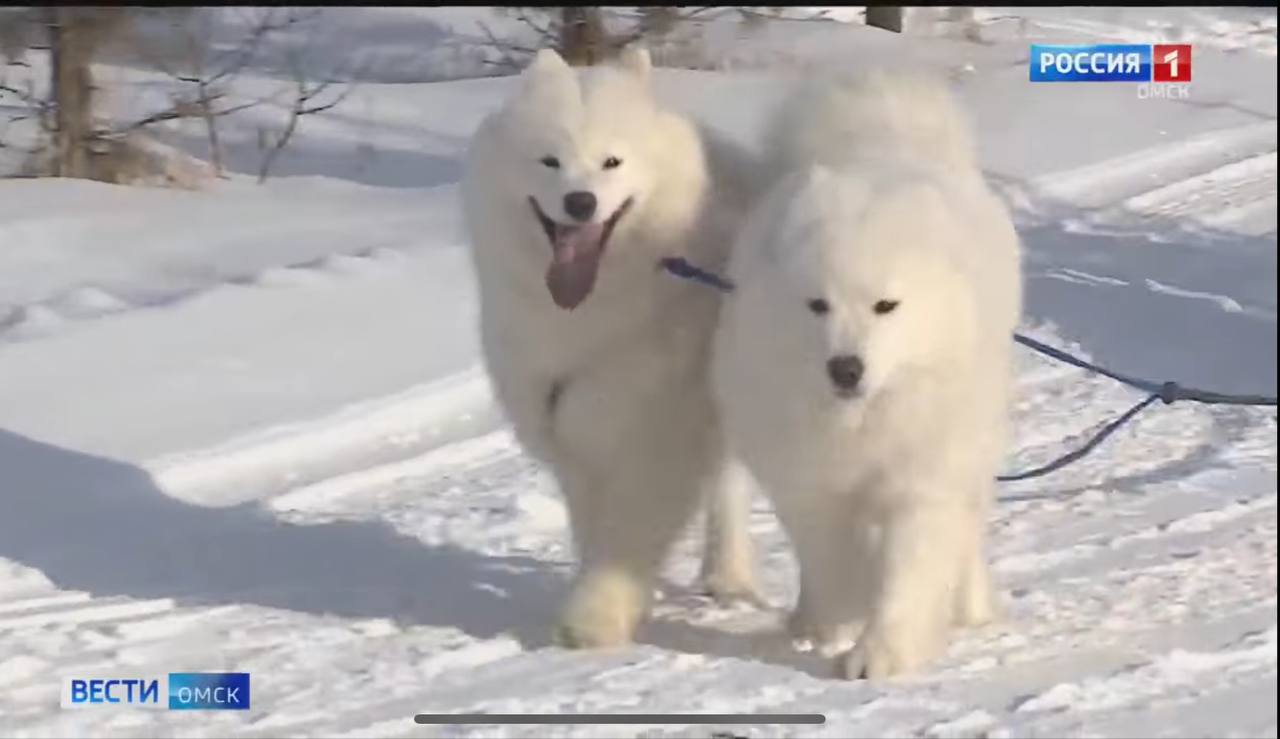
[529,196,634,310]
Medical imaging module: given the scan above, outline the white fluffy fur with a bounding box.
[462,48,763,647]
[764,69,982,177]
[712,71,1023,678]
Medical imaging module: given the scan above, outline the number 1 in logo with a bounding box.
[1153,44,1192,82]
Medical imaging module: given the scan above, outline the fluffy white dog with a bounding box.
[462,47,763,648]
[712,71,1023,678]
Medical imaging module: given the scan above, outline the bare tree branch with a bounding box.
[475,6,744,70]
[115,94,219,131]
[121,8,320,177]
[1,59,54,137]
[0,83,37,103]
[511,8,553,40]
[256,52,356,184]
[475,19,537,73]
[476,20,538,55]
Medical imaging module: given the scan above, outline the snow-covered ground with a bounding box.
[1,7,1276,738]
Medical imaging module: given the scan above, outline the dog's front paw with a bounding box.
[787,606,862,657]
[954,580,1000,628]
[553,621,630,649]
[839,622,945,680]
[700,569,768,609]
[954,565,1001,628]
[554,569,647,649]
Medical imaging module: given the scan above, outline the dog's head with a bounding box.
[490,46,664,310]
[730,167,979,411]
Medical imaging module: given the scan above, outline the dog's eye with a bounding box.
[540,156,561,169]
[807,298,830,316]
[873,299,900,315]
[602,156,622,170]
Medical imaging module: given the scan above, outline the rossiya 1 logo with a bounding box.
[1030,43,1192,99]
[1152,44,1192,82]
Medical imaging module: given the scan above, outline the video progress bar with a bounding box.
[414,713,826,725]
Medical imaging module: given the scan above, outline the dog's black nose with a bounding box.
[826,354,864,392]
[563,191,597,222]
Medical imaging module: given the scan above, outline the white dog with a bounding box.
[461,47,763,648]
[711,71,1022,679]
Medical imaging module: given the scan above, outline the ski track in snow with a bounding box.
[0,237,414,344]
[2,45,1278,739]
[1031,121,1277,216]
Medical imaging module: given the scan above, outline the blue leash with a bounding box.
[659,256,1278,483]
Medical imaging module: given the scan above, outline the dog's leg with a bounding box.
[554,427,712,649]
[778,493,869,655]
[841,498,967,679]
[485,361,558,464]
[954,492,999,627]
[699,458,764,606]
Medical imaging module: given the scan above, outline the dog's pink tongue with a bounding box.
[546,223,605,310]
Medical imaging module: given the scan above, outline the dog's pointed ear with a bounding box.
[617,44,652,82]
[524,48,572,83]
[515,47,579,110]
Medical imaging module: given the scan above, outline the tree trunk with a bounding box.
[199,92,223,177]
[558,6,605,66]
[866,6,904,33]
[638,6,677,39]
[257,106,299,184]
[48,7,96,179]
[187,33,223,178]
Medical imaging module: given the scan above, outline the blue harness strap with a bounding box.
[658,256,1277,483]
[659,256,737,292]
